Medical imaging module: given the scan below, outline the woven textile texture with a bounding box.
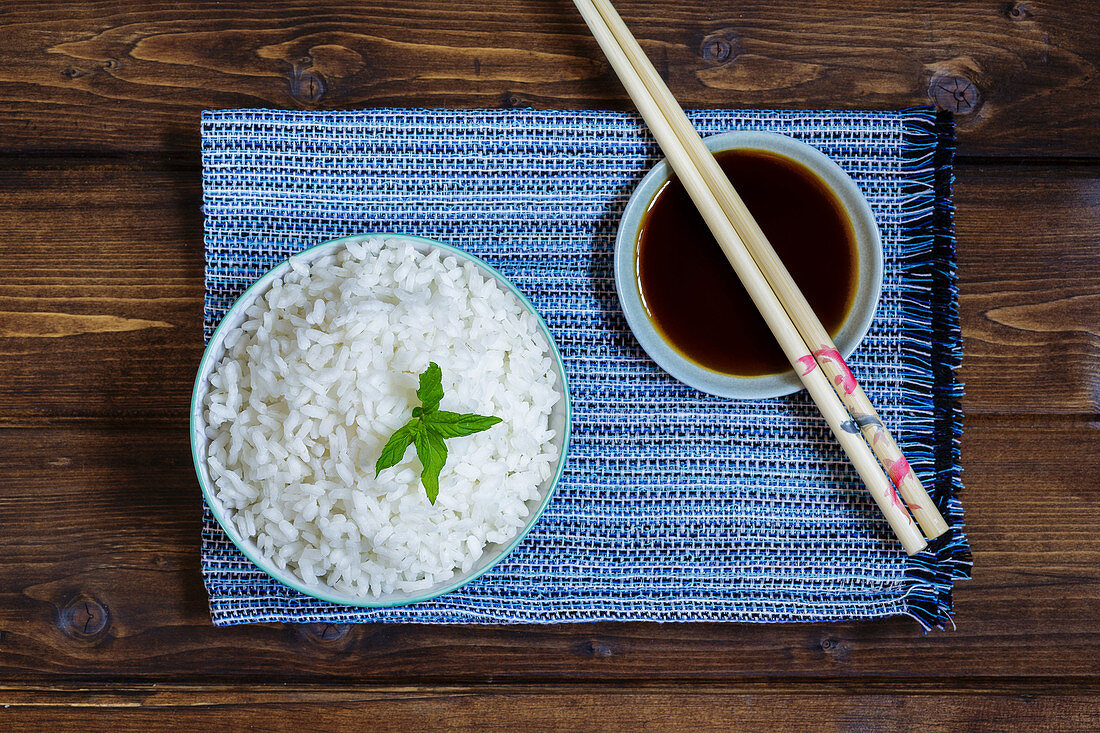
[200,107,970,629]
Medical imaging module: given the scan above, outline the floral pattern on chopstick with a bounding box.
[812,347,858,394]
[840,414,885,435]
[799,351,916,522]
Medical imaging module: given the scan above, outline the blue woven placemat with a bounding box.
[200,107,970,629]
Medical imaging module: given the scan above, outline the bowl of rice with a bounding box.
[190,233,571,606]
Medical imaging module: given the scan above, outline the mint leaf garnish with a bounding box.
[374,422,417,476]
[425,411,503,439]
[413,428,448,504]
[415,361,444,415]
[374,362,501,504]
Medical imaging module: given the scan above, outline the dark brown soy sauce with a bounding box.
[636,149,857,377]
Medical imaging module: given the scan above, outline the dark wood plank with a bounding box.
[0,1,1097,157]
[0,418,1096,681]
[1,161,1096,423]
[2,684,1099,732]
[0,161,204,424]
[955,164,1100,416]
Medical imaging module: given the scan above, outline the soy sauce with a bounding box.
[636,149,857,376]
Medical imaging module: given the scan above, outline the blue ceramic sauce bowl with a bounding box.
[614,131,883,399]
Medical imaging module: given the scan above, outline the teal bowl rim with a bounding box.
[189,232,573,608]
[614,131,883,399]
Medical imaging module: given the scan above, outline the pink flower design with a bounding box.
[887,455,912,488]
[884,481,910,519]
[813,347,858,395]
[882,455,913,518]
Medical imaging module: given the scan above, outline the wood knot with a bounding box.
[500,92,529,109]
[1004,2,1033,20]
[290,69,326,104]
[300,622,351,644]
[928,74,982,115]
[59,595,109,641]
[818,635,850,662]
[574,639,614,658]
[700,34,735,64]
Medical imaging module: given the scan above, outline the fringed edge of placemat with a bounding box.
[898,109,972,631]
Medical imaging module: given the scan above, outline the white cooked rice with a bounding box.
[203,235,560,598]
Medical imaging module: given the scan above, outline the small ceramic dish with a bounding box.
[190,233,572,607]
[614,131,883,399]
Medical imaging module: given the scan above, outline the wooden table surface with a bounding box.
[2,1,1098,730]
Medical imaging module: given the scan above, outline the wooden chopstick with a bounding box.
[572,0,929,555]
[587,0,948,542]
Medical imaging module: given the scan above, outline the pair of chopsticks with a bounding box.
[572,0,949,554]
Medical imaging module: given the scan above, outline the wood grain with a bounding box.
[2,0,1097,721]
[0,162,1096,423]
[2,684,1098,732]
[0,419,1095,681]
[955,164,1100,415]
[0,1,1097,157]
[0,161,204,424]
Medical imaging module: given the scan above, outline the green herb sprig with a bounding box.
[374,362,502,504]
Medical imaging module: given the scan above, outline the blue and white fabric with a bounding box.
[200,107,969,629]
